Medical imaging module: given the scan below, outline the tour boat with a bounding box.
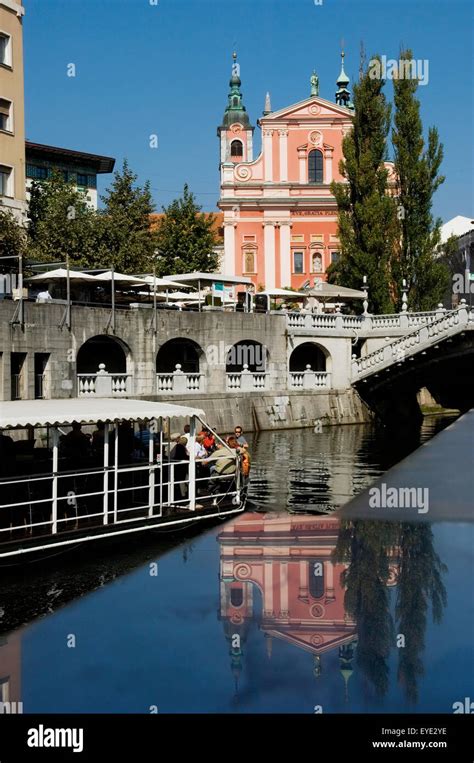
[0,398,248,563]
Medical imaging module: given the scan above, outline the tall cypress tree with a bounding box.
[330,55,398,314]
[392,50,450,310]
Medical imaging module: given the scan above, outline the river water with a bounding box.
[1,414,473,713]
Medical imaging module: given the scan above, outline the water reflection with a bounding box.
[248,417,457,512]
[0,415,466,714]
[218,512,447,706]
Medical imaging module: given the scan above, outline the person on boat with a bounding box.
[91,421,105,459]
[203,437,237,479]
[180,424,191,444]
[116,420,138,464]
[234,426,248,450]
[198,426,216,453]
[186,434,207,460]
[171,436,189,498]
[135,421,157,457]
[63,422,91,459]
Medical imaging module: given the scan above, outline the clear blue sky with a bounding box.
[23,0,473,221]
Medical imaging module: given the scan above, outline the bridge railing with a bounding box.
[351,303,472,381]
[286,308,444,334]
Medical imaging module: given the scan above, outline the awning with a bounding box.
[0,399,205,429]
[139,275,191,290]
[26,268,98,283]
[165,272,254,286]
[304,282,366,299]
[258,288,304,298]
[93,271,149,285]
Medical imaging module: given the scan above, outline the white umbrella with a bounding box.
[258,288,304,298]
[140,275,190,290]
[304,282,365,299]
[164,291,197,300]
[26,268,98,283]
[93,271,148,285]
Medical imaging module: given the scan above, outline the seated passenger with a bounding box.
[62,422,91,460]
[233,426,248,450]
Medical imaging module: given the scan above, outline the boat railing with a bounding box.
[0,451,242,543]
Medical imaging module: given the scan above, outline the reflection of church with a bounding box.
[0,631,22,710]
[218,513,397,698]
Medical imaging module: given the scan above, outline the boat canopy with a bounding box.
[0,398,205,429]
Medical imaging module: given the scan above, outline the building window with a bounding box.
[312,252,323,272]
[0,33,12,67]
[309,561,324,598]
[0,165,12,197]
[331,251,340,264]
[308,149,323,184]
[76,173,88,186]
[230,140,243,158]
[26,164,49,180]
[293,251,304,274]
[243,248,256,274]
[0,98,12,132]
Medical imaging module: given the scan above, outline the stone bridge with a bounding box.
[1,300,471,430]
[351,303,474,426]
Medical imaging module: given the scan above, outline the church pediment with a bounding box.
[260,96,353,124]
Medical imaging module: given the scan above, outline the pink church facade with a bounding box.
[218,54,355,290]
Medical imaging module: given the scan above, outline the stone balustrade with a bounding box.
[78,364,131,397]
[156,364,205,394]
[226,364,267,391]
[288,367,331,390]
[351,304,473,381]
[286,308,445,336]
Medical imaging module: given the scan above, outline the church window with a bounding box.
[309,561,324,598]
[308,149,323,184]
[293,251,304,274]
[230,140,243,158]
[230,588,244,607]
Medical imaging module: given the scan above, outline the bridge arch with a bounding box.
[76,335,131,374]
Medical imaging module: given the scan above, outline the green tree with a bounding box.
[0,209,26,273]
[395,523,447,703]
[27,170,99,268]
[392,50,450,310]
[330,55,398,314]
[99,159,156,274]
[155,184,219,275]
[335,520,398,697]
